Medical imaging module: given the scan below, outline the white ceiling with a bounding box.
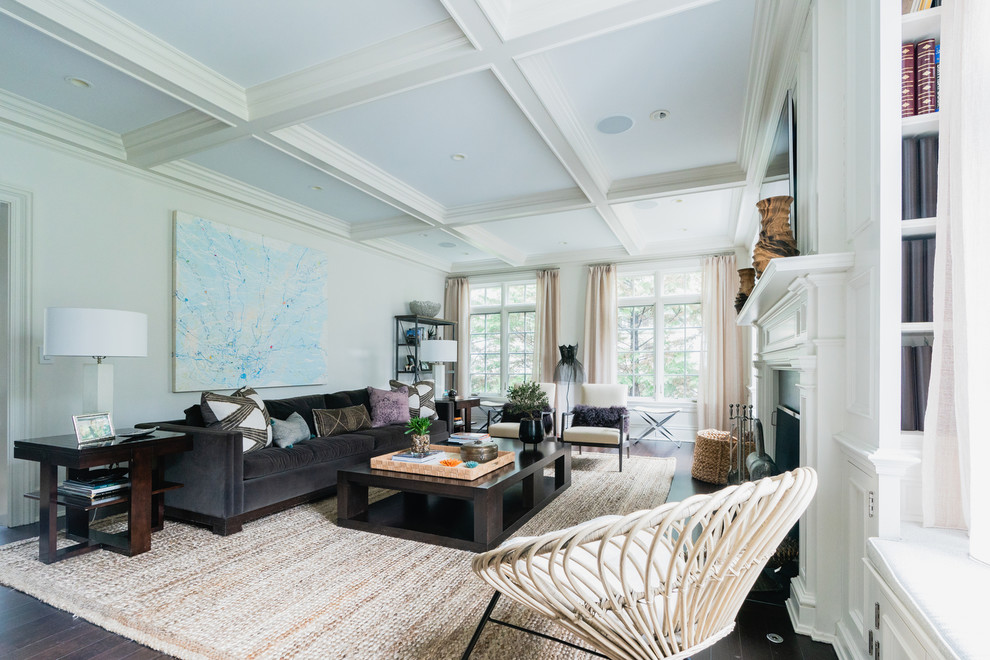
[0,0,803,273]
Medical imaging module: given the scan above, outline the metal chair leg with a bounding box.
[462,591,501,660]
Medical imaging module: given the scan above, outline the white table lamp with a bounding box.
[419,339,457,397]
[44,307,148,414]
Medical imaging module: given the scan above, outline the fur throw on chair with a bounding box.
[571,404,629,432]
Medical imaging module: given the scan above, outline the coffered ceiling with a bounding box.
[0,0,806,272]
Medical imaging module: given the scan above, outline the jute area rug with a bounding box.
[0,454,676,660]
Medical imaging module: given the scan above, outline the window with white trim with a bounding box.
[617,270,702,401]
[469,282,536,395]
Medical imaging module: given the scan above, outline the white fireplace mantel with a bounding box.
[737,253,855,326]
[738,251,854,641]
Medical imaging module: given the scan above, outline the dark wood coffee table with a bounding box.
[337,439,570,551]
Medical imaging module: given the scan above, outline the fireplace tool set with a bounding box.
[727,404,776,484]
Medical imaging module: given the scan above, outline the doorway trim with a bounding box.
[0,183,34,527]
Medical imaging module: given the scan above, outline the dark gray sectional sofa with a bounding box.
[141,388,448,535]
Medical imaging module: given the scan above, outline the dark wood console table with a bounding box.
[14,431,192,564]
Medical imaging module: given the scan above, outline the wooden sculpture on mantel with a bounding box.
[752,195,799,277]
[734,267,756,312]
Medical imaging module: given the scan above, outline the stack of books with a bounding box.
[901,38,940,117]
[391,450,445,464]
[447,432,491,444]
[58,473,130,504]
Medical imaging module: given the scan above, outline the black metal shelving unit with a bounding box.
[393,315,457,388]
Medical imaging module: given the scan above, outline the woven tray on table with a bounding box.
[369,444,515,481]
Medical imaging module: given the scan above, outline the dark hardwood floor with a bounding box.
[0,440,836,659]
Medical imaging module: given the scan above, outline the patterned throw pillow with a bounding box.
[271,412,311,448]
[367,386,411,428]
[233,386,273,446]
[389,380,438,420]
[313,405,372,437]
[200,391,271,453]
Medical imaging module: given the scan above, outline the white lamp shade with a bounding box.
[419,339,457,362]
[44,307,148,358]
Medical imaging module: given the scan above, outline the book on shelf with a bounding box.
[915,39,937,115]
[447,432,491,444]
[935,43,941,111]
[918,134,939,218]
[924,237,936,321]
[391,450,445,464]
[910,239,927,323]
[916,344,933,431]
[901,346,918,431]
[901,240,912,322]
[901,134,938,221]
[58,483,129,500]
[901,42,916,117]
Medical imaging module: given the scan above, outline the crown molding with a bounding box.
[608,162,747,202]
[1,0,248,122]
[247,20,472,121]
[123,109,231,167]
[153,160,351,237]
[267,125,446,225]
[445,188,591,226]
[737,0,778,168]
[0,88,125,159]
[515,54,611,192]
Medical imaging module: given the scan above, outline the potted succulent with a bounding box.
[405,416,432,454]
[505,382,551,445]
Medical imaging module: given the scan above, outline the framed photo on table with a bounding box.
[72,412,115,444]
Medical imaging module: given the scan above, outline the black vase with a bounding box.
[518,419,544,445]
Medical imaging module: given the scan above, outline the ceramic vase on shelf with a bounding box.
[752,196,798,277]
[411,434,431,454]
[734,267,756,313]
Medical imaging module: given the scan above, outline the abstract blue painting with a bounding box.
[173,212,328,391]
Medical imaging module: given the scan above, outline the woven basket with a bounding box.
[692,429,732,485]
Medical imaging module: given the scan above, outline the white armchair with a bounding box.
[464,467,818,659]
[561,383,629,470]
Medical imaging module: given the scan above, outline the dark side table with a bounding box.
[14,431,192,564]
[436,396,481,432]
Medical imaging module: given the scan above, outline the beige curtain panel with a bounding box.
[444,276,471,396]
[583,264,617,384]
[534,268,560,383]
[698,254,746,431]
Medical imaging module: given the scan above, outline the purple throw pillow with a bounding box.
[571,404,629,432]
[367,385,411,427]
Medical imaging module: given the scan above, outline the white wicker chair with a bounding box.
[464,467,817,659]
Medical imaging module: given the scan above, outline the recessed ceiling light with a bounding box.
[309,185,323,191]
[64,76,92,89]
[675,198,683,203]
[462,252,470,256]
[419,233,429,237]
[633,200,658,210]
[650,109,671,121]
[439,241,456,248]
[596,115,633,134]
[450,153,467,161]
[559,241,568,246]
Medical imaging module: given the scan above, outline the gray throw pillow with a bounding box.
[271,412,310,448]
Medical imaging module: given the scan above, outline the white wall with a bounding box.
[0,130,446,439]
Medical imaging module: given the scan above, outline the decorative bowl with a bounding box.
[460,439,499,463]
[409,300,441,317]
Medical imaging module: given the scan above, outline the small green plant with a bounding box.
[405,416,432,436]
[506,382,550,421]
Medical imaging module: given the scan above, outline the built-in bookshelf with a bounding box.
[899,5,940,436]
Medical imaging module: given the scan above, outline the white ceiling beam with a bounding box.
[122,109,231,168]
[265,126,446,224]
[608,162,748,203]
[350,217,439,242]
[0,0,247,123]
[449,224,527,267]
[445,189,591,226]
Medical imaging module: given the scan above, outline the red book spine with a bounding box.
[916,38,937,115]
[901,43,916,117]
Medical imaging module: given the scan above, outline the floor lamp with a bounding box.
[43,307,148,415]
